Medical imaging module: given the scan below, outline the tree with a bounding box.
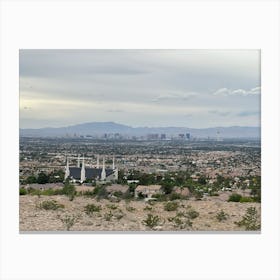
[37,172,49,184]
[25,175,37,184]
[62,181,76,201]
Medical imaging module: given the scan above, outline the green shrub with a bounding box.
[186,208,199,219]
[151,193,167,201]
[62,182,76,201]
[58,214,80,231]
[168,215,193,229]
[106,204,118,210]
[142,214,162,229]
[228,193,242,202]
[164,201,179,211]
[143,205,153,211]
[84,204,101,215]
[94,186,108,199]
[19,188,27,195]
[169,193,182,201]
[114,211,124,220]
[216,210,229,222]
[126,206,136,212]
[104,211,113,221]
[236,207,260,230]
[240,197,254,203]
[39,200,64,210]
[41,189,56,196]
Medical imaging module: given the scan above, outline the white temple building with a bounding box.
[65,155,118,183]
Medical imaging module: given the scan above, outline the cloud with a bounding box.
[19,50,261,128]
[236,111,260,117]
[213,86,261,96]
[208,110,231,116]
[107,109,125,113]
[151,91,197,102]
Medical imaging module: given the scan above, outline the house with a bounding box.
[134,185,163,198]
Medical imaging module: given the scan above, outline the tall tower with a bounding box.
[80,155,86,182]
[101,157,106,181]
[112,155,118,180]
[65,156,70,180]
[77,155,80,167]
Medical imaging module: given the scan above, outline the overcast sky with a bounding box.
[19,49,260,129]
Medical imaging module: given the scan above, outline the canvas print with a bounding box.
[19,50,261,232]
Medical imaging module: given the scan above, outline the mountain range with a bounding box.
[19,122,261,139]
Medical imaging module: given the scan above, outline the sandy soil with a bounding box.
[19,194,261,232]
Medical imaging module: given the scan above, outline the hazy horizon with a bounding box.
[20,49,261,129]
[20,120,261,130]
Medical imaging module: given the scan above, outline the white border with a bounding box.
[1,1,280,280]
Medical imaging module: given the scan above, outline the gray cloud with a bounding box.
[236,111,260,117]
[213,86,261,96]
[19,49,261,128]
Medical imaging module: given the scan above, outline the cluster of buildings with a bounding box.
[65,155,118,183]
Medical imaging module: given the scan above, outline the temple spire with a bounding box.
[77,155,80,167]
[80,155,85,182]
[65,156,70,180]
[101,157,106,180]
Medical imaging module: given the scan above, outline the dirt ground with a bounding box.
[19,194,261,232]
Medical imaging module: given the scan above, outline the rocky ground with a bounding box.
[19,193,261,232]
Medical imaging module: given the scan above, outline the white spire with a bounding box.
[77,155,80,167]
[101,157,106,181]
[112,155,115,170]
[97,154,100,169]
[65,156,70,180]
[80,155,85,182]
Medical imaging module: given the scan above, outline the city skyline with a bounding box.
[20,49,261,129]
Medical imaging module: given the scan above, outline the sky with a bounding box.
[19,49,261,129]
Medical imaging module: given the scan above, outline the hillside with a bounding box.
[20,122,261,138]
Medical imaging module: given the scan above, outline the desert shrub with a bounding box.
[185,208,199,219]
[194,191,203,200]
[236,207,260,230]
[84,204,101,215]
[143,214,162,229]
[240,197,254,203]
[41,189,57,196]
[209,192,219,196]
[30,189,42,197]
[104,211,113,221]
[216,210,229,222]
[58,214,80,231]
[168,215,193,229]
[114,210,124,220]
[151,193,167,201]
[94,185,108,199]
[62,182,76,201]
[126,206,136,212]
[169,193,183,201]
[82,190,96,197]
[228,193,242,202]
[39,200,64,210]
[19,188,27,195]
[164,201,179,211]
[106,204,118,210]
[143,205,153,211]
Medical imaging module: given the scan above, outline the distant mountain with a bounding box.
[20,122,260,139]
